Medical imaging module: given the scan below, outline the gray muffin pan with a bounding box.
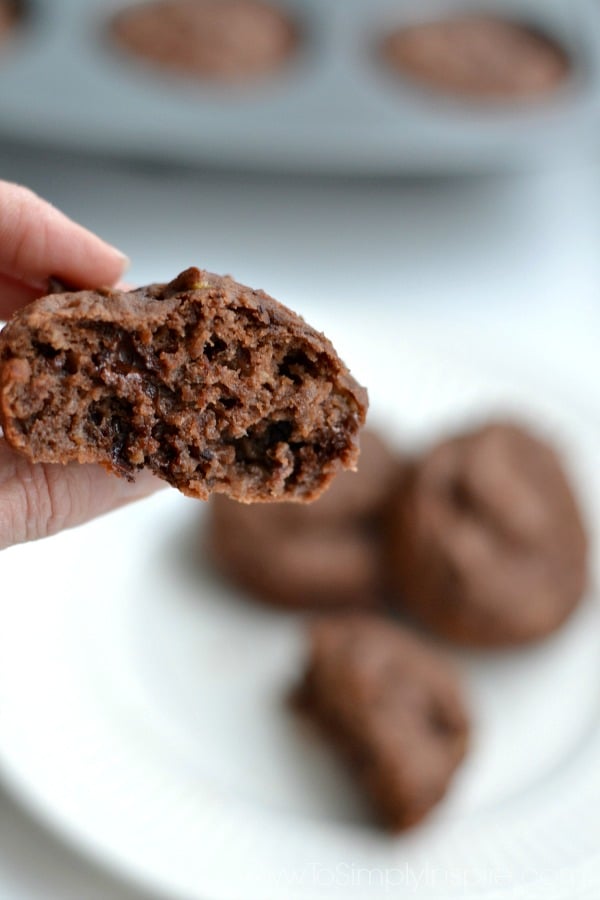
[1,0,599,173]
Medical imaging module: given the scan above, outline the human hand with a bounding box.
[0,181,161,551]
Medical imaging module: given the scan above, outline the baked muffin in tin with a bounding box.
[110,0,299,83]
[382,14,570,101]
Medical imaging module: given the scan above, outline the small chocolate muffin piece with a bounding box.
[207,430,399,608]
[0,267,367,503]
[388,422,588,647]
[294,615,469,830]
[110,0,298,82]
[382,14,570,100]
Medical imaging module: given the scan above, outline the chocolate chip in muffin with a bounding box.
[387,421,588,646]
[381,14,570,101]
[110,0,299,83]
[293,614,470,830]
[0,267,367,503]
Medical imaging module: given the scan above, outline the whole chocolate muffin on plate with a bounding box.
[387,422,588,646]
[207,429,401,608]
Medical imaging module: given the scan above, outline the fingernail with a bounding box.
[110,248,130,273]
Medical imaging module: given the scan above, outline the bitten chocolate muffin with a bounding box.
[110,0,298,82]
[207,430,399,608]
[388,422,588,647]
[0,267,367,503]
[382,14,570,100]
[294,615,470,830]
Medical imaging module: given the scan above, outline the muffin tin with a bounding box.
[1,0,599,173]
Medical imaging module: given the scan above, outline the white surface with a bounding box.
[0,326,599,899]
[1,0,600,172]
[0,789,162,900]
[0,147,598,898]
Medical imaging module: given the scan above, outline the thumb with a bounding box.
[0,440,163,550]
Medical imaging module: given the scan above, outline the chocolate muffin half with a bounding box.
[0,267,367,502]
[294,615,470,830]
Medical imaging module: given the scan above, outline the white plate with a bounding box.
[2,0,600,173]
[0,323,599,900]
